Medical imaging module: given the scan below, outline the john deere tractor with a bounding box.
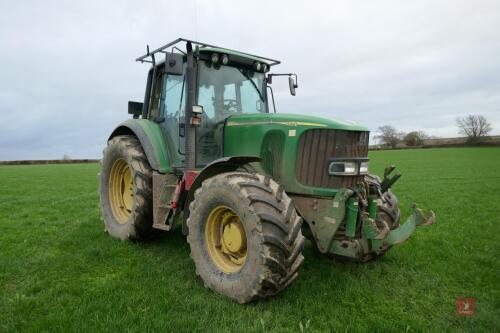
[99,38,435,303]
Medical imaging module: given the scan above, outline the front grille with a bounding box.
[296,129,369,188]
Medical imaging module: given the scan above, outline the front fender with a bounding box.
[186,156,262,204]
[108,119,171,173]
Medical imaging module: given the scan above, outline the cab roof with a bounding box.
[136,37,280,67]
[198,47,274,66]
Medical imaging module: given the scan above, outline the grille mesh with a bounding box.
[296,129,369,188]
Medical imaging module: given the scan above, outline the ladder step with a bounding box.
[152,222,171,231]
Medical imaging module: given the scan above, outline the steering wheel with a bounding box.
[224,99,239,112]
[213,99,239,117]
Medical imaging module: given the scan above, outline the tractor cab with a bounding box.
[133,39,294,171]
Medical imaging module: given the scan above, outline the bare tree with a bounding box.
[403,131,428,146]
[374,125,404,148]
[456,115,492,142]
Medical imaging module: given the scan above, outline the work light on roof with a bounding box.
[211,53,219,64]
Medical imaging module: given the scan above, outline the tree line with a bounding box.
[375,114,493,148]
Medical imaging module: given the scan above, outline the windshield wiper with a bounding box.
[241,71,265,102]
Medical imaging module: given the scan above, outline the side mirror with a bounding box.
[128,101,143,119]
[289,76,298,96]
[165,52,183,75]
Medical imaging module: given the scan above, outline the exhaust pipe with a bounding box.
[185,42,196,171]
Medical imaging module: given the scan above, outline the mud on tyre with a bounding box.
[187,172,305,303]
[99,135,154,241]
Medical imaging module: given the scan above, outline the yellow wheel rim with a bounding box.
[205,205,247,274]
[109,159,133,224]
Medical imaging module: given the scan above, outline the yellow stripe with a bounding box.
[282,121,327,127]
[226,121,327,127]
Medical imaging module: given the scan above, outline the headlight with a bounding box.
[359,161,369,174]
[327,159,369,176]
[221,54,229,65]
[328,161,358,176]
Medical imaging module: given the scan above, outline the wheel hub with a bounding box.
[205,206,247,273]
[109,159,134,224]
[222,222,245,253]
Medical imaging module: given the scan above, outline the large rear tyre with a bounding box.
[187,172,305,303]
[99,135,154,241]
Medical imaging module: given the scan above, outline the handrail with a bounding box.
[136,37,280,66]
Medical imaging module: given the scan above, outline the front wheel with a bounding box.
[187,172,305,303]
[365,174,401,259]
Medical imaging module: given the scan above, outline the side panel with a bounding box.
[109,119,171,173]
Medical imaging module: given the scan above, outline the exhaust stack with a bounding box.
[185,42,196,171]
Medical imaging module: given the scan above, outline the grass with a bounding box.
[0,147,499,332]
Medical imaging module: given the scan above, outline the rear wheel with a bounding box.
[187,172,305,303]
[99,135,154,241]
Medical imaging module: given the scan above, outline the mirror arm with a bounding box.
[267,73,299,87]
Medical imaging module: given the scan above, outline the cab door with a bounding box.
[148,66,186,170]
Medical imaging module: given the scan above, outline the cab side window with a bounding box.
[162,74,185,120]
[149,71,165,119]
[159,71,186,168]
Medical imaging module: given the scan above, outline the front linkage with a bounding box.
[297,166,435,261]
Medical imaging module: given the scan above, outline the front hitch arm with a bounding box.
[384,204,436,246]
[381,165,402,193]
[412,204,436,226]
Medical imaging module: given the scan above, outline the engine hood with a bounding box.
[226,113,369,132]
[223,112,369,197]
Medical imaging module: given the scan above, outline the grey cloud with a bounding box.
[1,0,499,160]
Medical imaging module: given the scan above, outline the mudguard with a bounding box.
[108,119,171,173]
[186,156,262,204]
[181,156,261,236]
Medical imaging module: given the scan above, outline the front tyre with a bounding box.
[99,135,154,241]
[365,174,401,259]
[187,172,305,303]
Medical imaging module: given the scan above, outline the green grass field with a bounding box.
[1,148,499,332]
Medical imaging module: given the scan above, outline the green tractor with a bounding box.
[99,38,435,303]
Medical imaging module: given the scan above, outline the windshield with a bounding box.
[195,61,267,166]
[197,61,267,121]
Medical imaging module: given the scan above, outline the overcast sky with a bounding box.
[1,0,499,160]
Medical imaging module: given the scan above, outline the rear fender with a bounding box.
[108,119,171,173]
